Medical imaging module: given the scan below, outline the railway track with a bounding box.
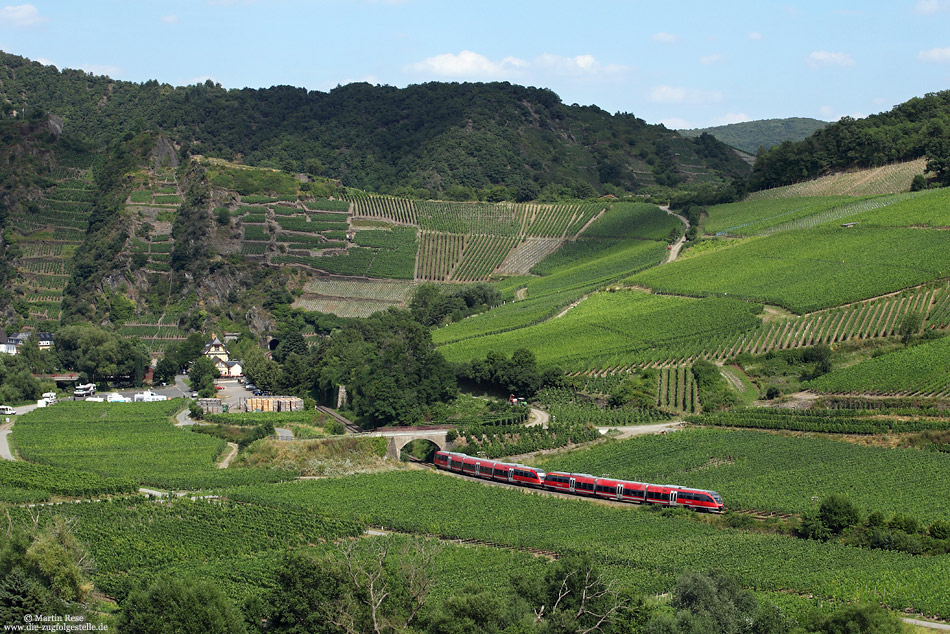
[317,405,361,434]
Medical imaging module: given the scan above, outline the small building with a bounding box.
[0,330,16,356]
[213,359,243,378]
[202,333,242,377]
[201,333,230,364]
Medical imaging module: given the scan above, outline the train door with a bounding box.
[615,484,623,500]
[670,491,677,506]
[475,464,480,477]
[568,477,576,493]
[508,468,514,483]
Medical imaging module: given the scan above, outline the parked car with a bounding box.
[0,405,15,415]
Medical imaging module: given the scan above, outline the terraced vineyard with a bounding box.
[438,290,764,371]
[342,197,608,281]
[702,193,924,238]
[657,366,699,412]
[11,173,96,326]
[631,225,950,313]
[292,277,419,317]
[566,284,950,376]
[691,407,950,434]
[496,238,563,275]
[805,334,950,396]
[747,157,928,199]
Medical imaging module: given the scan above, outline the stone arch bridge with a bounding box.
[364,426,455,460]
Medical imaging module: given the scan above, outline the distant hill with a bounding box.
[679,118,828,154]
[0,51,749,198]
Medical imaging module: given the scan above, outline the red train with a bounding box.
[434,450,724,513]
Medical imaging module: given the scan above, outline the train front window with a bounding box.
[711,492,723,503]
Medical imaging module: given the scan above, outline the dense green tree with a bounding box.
[55,324,149,384]
[819,495,862,535]
[813,604,901,634]
[0,517,98,628]
[188,356,219,397]
[314,309,456,427]
[118,576,246,634]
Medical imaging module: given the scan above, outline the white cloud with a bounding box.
[714,112,751,125]
[649,85,722,105]
[405,51,625,80]
[918,47,950,63]
[35,56,55,66]
[652,32,679,44]
[699,53,724,65]
[873,97,888,105]
[81,64,123,77]
[659,118,691,129]
[914,0,946,14]
[406,51,525,78]
[161,14,179,24]
[748,32,763,40]
[533,53,626,76]
[0,4,47,27]
[806,51,856,68]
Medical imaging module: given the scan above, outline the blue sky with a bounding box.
[2,1,949,128]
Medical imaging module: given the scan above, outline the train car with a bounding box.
[675,487,725,513]
[542,471,597,496]
[435,451,545,487]
[434,451,723,510]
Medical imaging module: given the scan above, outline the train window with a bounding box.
[623,487,643,497]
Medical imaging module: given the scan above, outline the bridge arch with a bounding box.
[386,432,448,460]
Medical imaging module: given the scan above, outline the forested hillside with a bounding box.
[751,90,950,190]
[679,117,828,154]
[0,51,749,197]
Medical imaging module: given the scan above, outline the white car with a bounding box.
[106,392,130,403]
[0,405,15,415]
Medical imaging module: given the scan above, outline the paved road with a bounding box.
[275,427,294,441]
[659,205,689,263]
[0,423,14,460]
[903,618,950,631]
[0,403,38,461]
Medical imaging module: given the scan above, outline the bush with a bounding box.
[324,420,344,435]
[930,520,950,540]
[819,495,861,534]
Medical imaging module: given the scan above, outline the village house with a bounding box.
[201,333,243,378]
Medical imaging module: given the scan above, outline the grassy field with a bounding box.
[631,225,950,313]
